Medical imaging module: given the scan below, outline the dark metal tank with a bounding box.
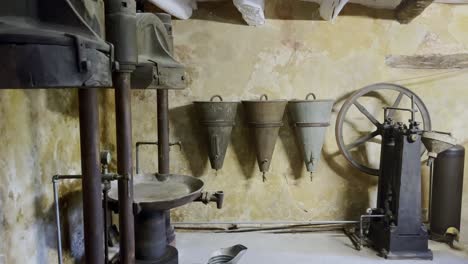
[430,145,465,241]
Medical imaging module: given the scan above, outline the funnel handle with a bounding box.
[306,93,317,100]
[210,95,223,102]
[260,94,268,101]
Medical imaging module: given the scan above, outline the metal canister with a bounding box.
[430,145,465,241]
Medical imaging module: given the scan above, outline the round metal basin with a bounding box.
[109,173,204,211]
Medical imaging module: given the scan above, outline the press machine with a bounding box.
[336,83,433,259]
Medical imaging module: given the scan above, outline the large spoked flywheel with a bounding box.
[335,83,431,176]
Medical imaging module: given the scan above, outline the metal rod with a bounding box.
[52,178,63,264]
[114,72,136,263]
[78,88,105,264]
[173,220,359,225]
[157,89,170,174]
[157,89,175,245]
[428,161,434,225]
[103,183,110,264]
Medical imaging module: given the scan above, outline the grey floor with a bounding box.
[176,232,468,264]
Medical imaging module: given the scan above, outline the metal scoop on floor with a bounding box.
[207,244,248,264]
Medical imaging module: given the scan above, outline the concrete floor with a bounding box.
[176,232,468,264]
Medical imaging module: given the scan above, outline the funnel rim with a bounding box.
[289,99,335,103]
[241,99,287,103]
[193,101,239,104]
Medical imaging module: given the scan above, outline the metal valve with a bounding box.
[196,191,224,209]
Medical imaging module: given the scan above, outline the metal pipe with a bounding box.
[157,89,176,244]
[428,161,434,225]
[78,88,105,264]
[157,89,170,174]
[52,178,64,264]
[103,181,111,264]
[173,220,359,226]
[114,72,136,263]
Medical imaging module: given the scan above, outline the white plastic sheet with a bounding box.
[233,0,265,26]
[148,0,196,20]
[148,0,266,26]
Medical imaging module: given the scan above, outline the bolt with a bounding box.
[409,134,418,142]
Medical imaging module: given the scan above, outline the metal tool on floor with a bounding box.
[288,93,334,177]
[336,83,433,259]
[194,95,239,171]
[242,95,287,181]
[207,244,248,264]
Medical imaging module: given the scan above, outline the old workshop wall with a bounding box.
[1,1,468,263]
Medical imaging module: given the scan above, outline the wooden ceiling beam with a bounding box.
[396,0,435,24]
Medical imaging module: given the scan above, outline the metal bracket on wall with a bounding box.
[135,141,182,174]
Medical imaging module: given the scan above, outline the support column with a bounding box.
[78,88,104,264]
[114,72,136,263]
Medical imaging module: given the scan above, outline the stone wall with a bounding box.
[0,1,467,262]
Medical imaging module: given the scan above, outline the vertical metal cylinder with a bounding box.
[430,145,465,238]
[157,89,176,244]
[105,0,138,70]
[53,179,63,264]
[78,88,105,264]
[157,89,170,174]
[134,210,167,260]
[114,73,136,263]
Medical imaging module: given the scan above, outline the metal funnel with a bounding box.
[288,93,334,172]
[242,95,287,179]
[422,131,457,159]
[194,95,238,170]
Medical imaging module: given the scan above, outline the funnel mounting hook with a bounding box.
[260,94,268,101]
[306,93,317,100]
[210,95,223,102]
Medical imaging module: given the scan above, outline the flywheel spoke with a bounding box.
[388,92,404,119]
[353,101,381,128]
[346,130,380,150]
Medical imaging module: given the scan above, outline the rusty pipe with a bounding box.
[78,89,105,264]
[157,89,170,174]
[195,191,225,209]
[114,72,136,263]
[157,89,176,245]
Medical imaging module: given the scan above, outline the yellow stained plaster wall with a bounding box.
[1,1,468,263]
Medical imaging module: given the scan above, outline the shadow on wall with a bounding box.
[45,190,85,263]
[170,103,264,179]
[231,104,257,179]
[170,104,209,177]
[45,90,79,118]
[190,0,395,25]
[23,91,61,264]
[279,113,304,180]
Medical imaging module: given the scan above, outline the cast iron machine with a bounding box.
[336,83,433,259]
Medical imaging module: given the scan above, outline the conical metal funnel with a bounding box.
[288,93,334,172]
[194,95,238,170]
[422,131,457,159]
[242,95,287,178]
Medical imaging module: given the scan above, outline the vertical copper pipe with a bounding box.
[78,88,104,264]
[157,89,175,244]
[157,89,169,174]
[114,72,136,263]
